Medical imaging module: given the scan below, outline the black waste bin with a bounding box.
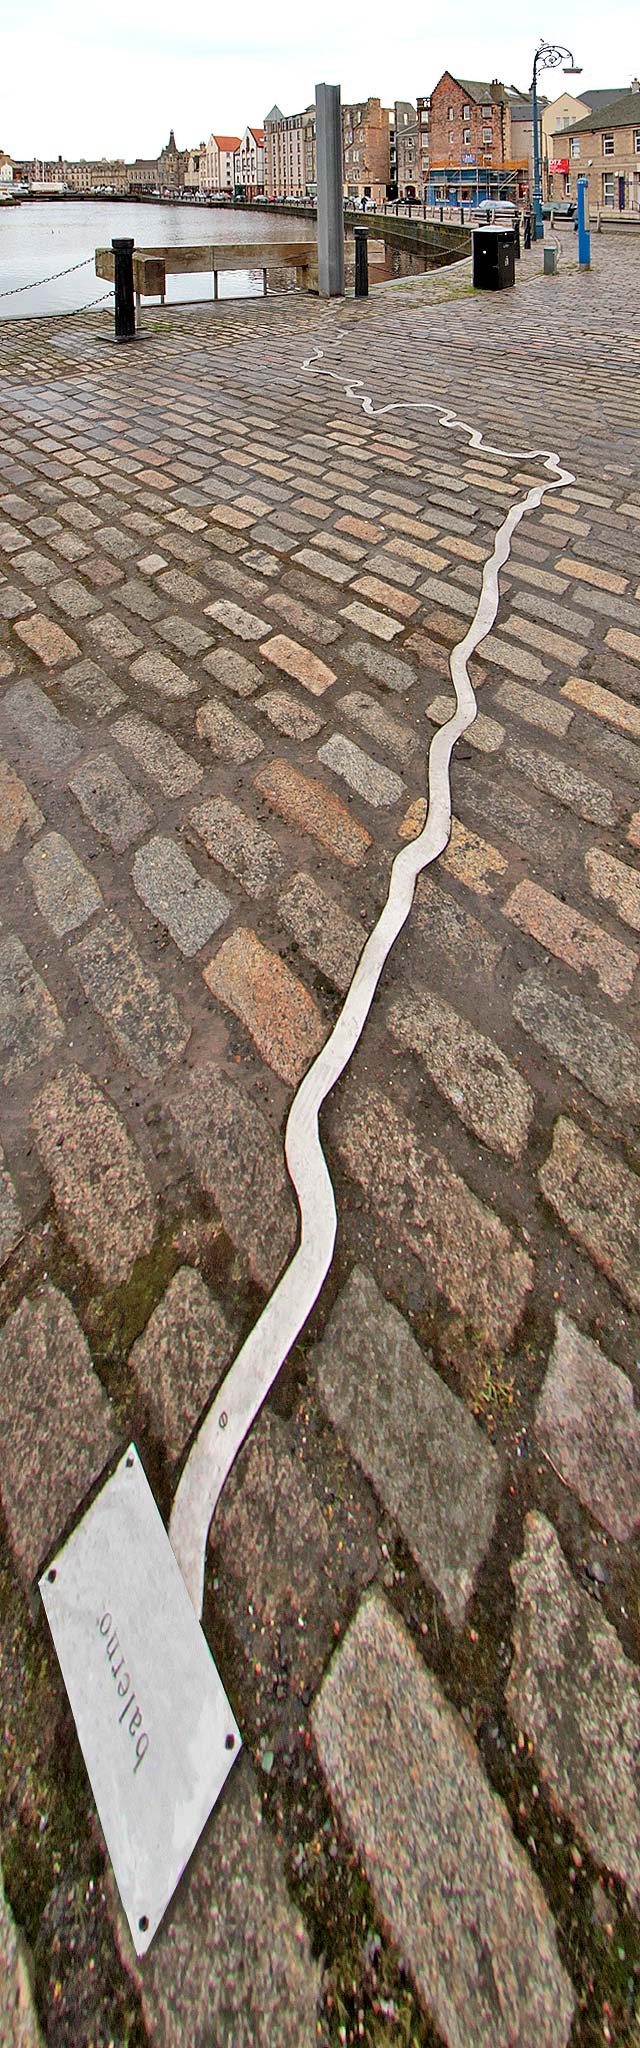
[472,226,516,290]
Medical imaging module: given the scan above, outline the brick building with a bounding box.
[392,102,418,197]
[548,82,640,214]
[423,74,528,204]
[342,98,391,203]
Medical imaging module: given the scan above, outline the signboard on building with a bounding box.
[549,158,569,173]
[461,153,477,164]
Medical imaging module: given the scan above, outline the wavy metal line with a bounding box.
[169,339,574,1618]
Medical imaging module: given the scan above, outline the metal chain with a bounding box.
[0,255,94,300]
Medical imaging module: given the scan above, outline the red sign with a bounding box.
[549,158,569,172]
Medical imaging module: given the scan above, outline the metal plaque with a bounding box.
[39,1444,240,1956]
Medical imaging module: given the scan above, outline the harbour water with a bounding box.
[0,198,454,320]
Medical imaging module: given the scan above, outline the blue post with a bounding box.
[577,175,591,268]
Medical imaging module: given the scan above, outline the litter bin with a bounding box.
[472,227,516,290]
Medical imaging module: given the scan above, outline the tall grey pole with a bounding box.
[316,83,345,296]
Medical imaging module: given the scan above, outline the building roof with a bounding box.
[563,88,640,136]
[264,106,284,124]
[212,135,241,151]
[248,127,265,143]
[579,86,630,111]
[454,79,506,104]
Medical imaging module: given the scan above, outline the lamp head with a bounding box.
[563,65,582,74]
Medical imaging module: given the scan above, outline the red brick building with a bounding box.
[424,74,528,202]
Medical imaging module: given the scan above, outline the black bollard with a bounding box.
[112,237,135,343]
[523,211,532,250]
[439,204,444,222]
[354,229,369,297]
[514,216,521,259]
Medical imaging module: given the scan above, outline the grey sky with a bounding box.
[2,0,637,158]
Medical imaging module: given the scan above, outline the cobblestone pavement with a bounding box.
[0,229,639,2047]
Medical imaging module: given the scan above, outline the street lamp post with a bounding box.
[531,40,582,241]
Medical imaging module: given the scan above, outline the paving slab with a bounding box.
[513,967,640,1111]
[69,750,153,851]
[535,1312,640,1542]
[69,912,189,1078]
[132,835,230,956]
[23,830,102,936]
[0,756,43,851]
[0,1865,43,2048]
[312,1590,575,2048]
[311,1267,501,1625]
[2,679,81,767]
[203,928,326,1086]
[129,1266,235,1464]
[189,794,284,897]
[114,1759,321,2048]
[278,871,366,992]
[0,934,64,1082]
[170,1062,296,1290]
[0,1144,22,1268]
[32,1063,156,1285]
[0,1282,118,1585]
[335,1078,533,1351]
[508,1513,640,1904]
[539,1116,640,1309]
[388,987,533,1159]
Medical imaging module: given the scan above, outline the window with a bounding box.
[570,138,580,157]
[345,129,352,143]
[345,148,350,162]
[353,150,360,163]
[482,127,493,142]
[564,175,571,195]
[448,105,454,120]
[463,130,471,145]
[602,172,615,203]
[449,131,455,145]
[358,129,364,141]
[356,110,361,122]
[482,154,492,165]
[634,129,640,152]
[482,105,492,118]
[602,133,614,154]
[462,103,470,118]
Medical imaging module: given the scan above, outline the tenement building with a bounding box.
[264,106,316,198]
[342,98,391,203]
[548,81,640,214]
[423,73,528,205]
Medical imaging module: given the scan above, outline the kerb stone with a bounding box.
[312,1590,575,2048]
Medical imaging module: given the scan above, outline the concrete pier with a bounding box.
[316,82,345,296]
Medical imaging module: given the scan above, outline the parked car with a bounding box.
[541,199,575,218]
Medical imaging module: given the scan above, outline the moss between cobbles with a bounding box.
[2,1199,639,2042]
